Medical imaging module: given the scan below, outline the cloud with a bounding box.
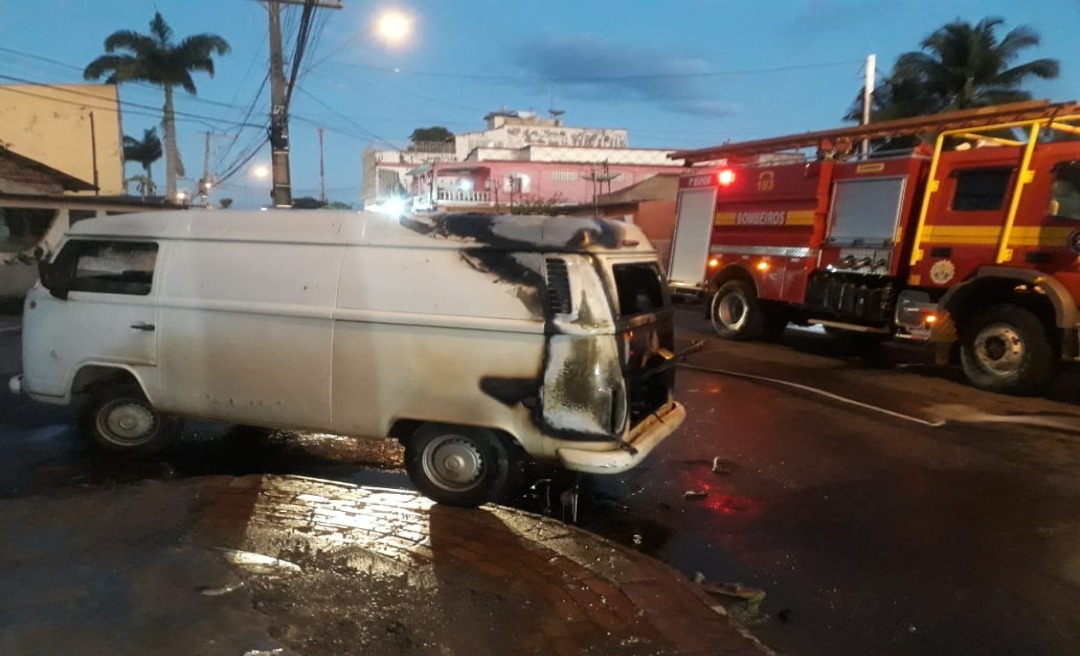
[511,34,740,117]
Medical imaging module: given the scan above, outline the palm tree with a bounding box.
[84,12,230,199]
[849,17,1059,122]
[123,128,163,196]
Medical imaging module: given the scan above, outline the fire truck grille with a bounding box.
[806,273,895,324]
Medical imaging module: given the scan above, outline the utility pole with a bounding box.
[199,132,227,207]
[861,53,876,156]
[318,127,326,204]
[267,0,291,208]
[263,0,343,209]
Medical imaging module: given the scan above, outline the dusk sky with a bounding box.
[3,0,1079,208]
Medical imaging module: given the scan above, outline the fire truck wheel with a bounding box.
[959,304,1055,395]
[710,280,767,341]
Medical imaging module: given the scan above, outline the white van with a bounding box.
[10,210,686,506]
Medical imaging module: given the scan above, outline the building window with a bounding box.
[63,240,158,296]
[550,170,577,182]
[1051,160,1080,221]
[951,167,1013,212]
[504,174,531,193]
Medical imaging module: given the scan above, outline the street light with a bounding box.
[374,8,413,46]
[252,164,271,179]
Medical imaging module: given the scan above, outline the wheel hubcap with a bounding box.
[716,292,748,331]
[422,436,484,492]
[99,402,157,445]
[973,323,1025,377]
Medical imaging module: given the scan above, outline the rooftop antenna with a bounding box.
[546,84,566,124]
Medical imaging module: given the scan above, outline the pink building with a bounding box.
[363,110,685,212]
[407,155,682,213]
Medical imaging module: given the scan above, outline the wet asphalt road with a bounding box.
[2,310,1080,655]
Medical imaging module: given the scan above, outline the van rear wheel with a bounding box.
[404,425,518,507]
[81,385,182,454]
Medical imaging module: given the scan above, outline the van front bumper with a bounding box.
[556,401,686,475]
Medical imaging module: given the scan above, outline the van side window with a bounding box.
[66,240,158,296]
[1051,160,1080,221]
[612,263,667,317]
[951,168,1012,212]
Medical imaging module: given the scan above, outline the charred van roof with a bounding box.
[65,210,656,254]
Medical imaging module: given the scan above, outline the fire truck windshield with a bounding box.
[1052,160,1080,220]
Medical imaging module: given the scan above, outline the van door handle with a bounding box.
[131,322,155,332]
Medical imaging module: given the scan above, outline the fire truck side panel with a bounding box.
[817,157,927,278]
[708,162,820,304]
[911,148,1023,290]
[668,183,718,291]
[1014,143,1080,306]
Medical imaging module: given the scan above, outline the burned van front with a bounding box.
[542,254,685,475]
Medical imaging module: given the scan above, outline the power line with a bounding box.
[0,80,262,131]
[294,87,399,147]
[321,58,866,83]
[0,46,266,118]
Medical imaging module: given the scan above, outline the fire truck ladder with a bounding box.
[671,99,1080,266]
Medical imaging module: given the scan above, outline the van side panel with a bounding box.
[332,246,546,441]
[156,240,343,428]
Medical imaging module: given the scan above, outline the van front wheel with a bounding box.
[81,386,182,454]
[405,425,517,507]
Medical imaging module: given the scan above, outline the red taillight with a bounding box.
[717,169,736,186]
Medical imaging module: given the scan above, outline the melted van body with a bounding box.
[11,210,686,505]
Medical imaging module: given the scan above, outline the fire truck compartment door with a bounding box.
[827,177,907,245]
[669,188,717,287]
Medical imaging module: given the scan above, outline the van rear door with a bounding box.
[606,259,676,428]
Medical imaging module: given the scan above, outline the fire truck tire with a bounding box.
[710,280,768,341]
[959,304,1055,395]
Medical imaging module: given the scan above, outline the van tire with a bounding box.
[959,304,1055,395]
[710,280,768,341]
[81,385,182,454]
[404,425,517,507]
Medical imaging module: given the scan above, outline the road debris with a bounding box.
[712,457,736,474]
[218,548,302,577]
[699,581,767,605]
[197,580,245,597]
[684,490,709,500]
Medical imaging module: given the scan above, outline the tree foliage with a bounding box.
[847,17,1059,123]
[84,12,230,197]
[409,126,454,143]
[123,128,163,178]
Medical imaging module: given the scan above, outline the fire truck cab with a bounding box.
[668,100,1080,394]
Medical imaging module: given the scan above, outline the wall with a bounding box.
[0,84,123,194]
[466,163,682,206]
[456,125,629,160]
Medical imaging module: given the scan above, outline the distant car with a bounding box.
[11,210,685,506]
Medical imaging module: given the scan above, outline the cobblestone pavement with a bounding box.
[1,475,771,655]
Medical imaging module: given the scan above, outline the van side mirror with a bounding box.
[38,260,69,300]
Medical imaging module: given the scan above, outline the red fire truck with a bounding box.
[667,100,1080,394]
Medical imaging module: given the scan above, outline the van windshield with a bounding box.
[612,263,667,318]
